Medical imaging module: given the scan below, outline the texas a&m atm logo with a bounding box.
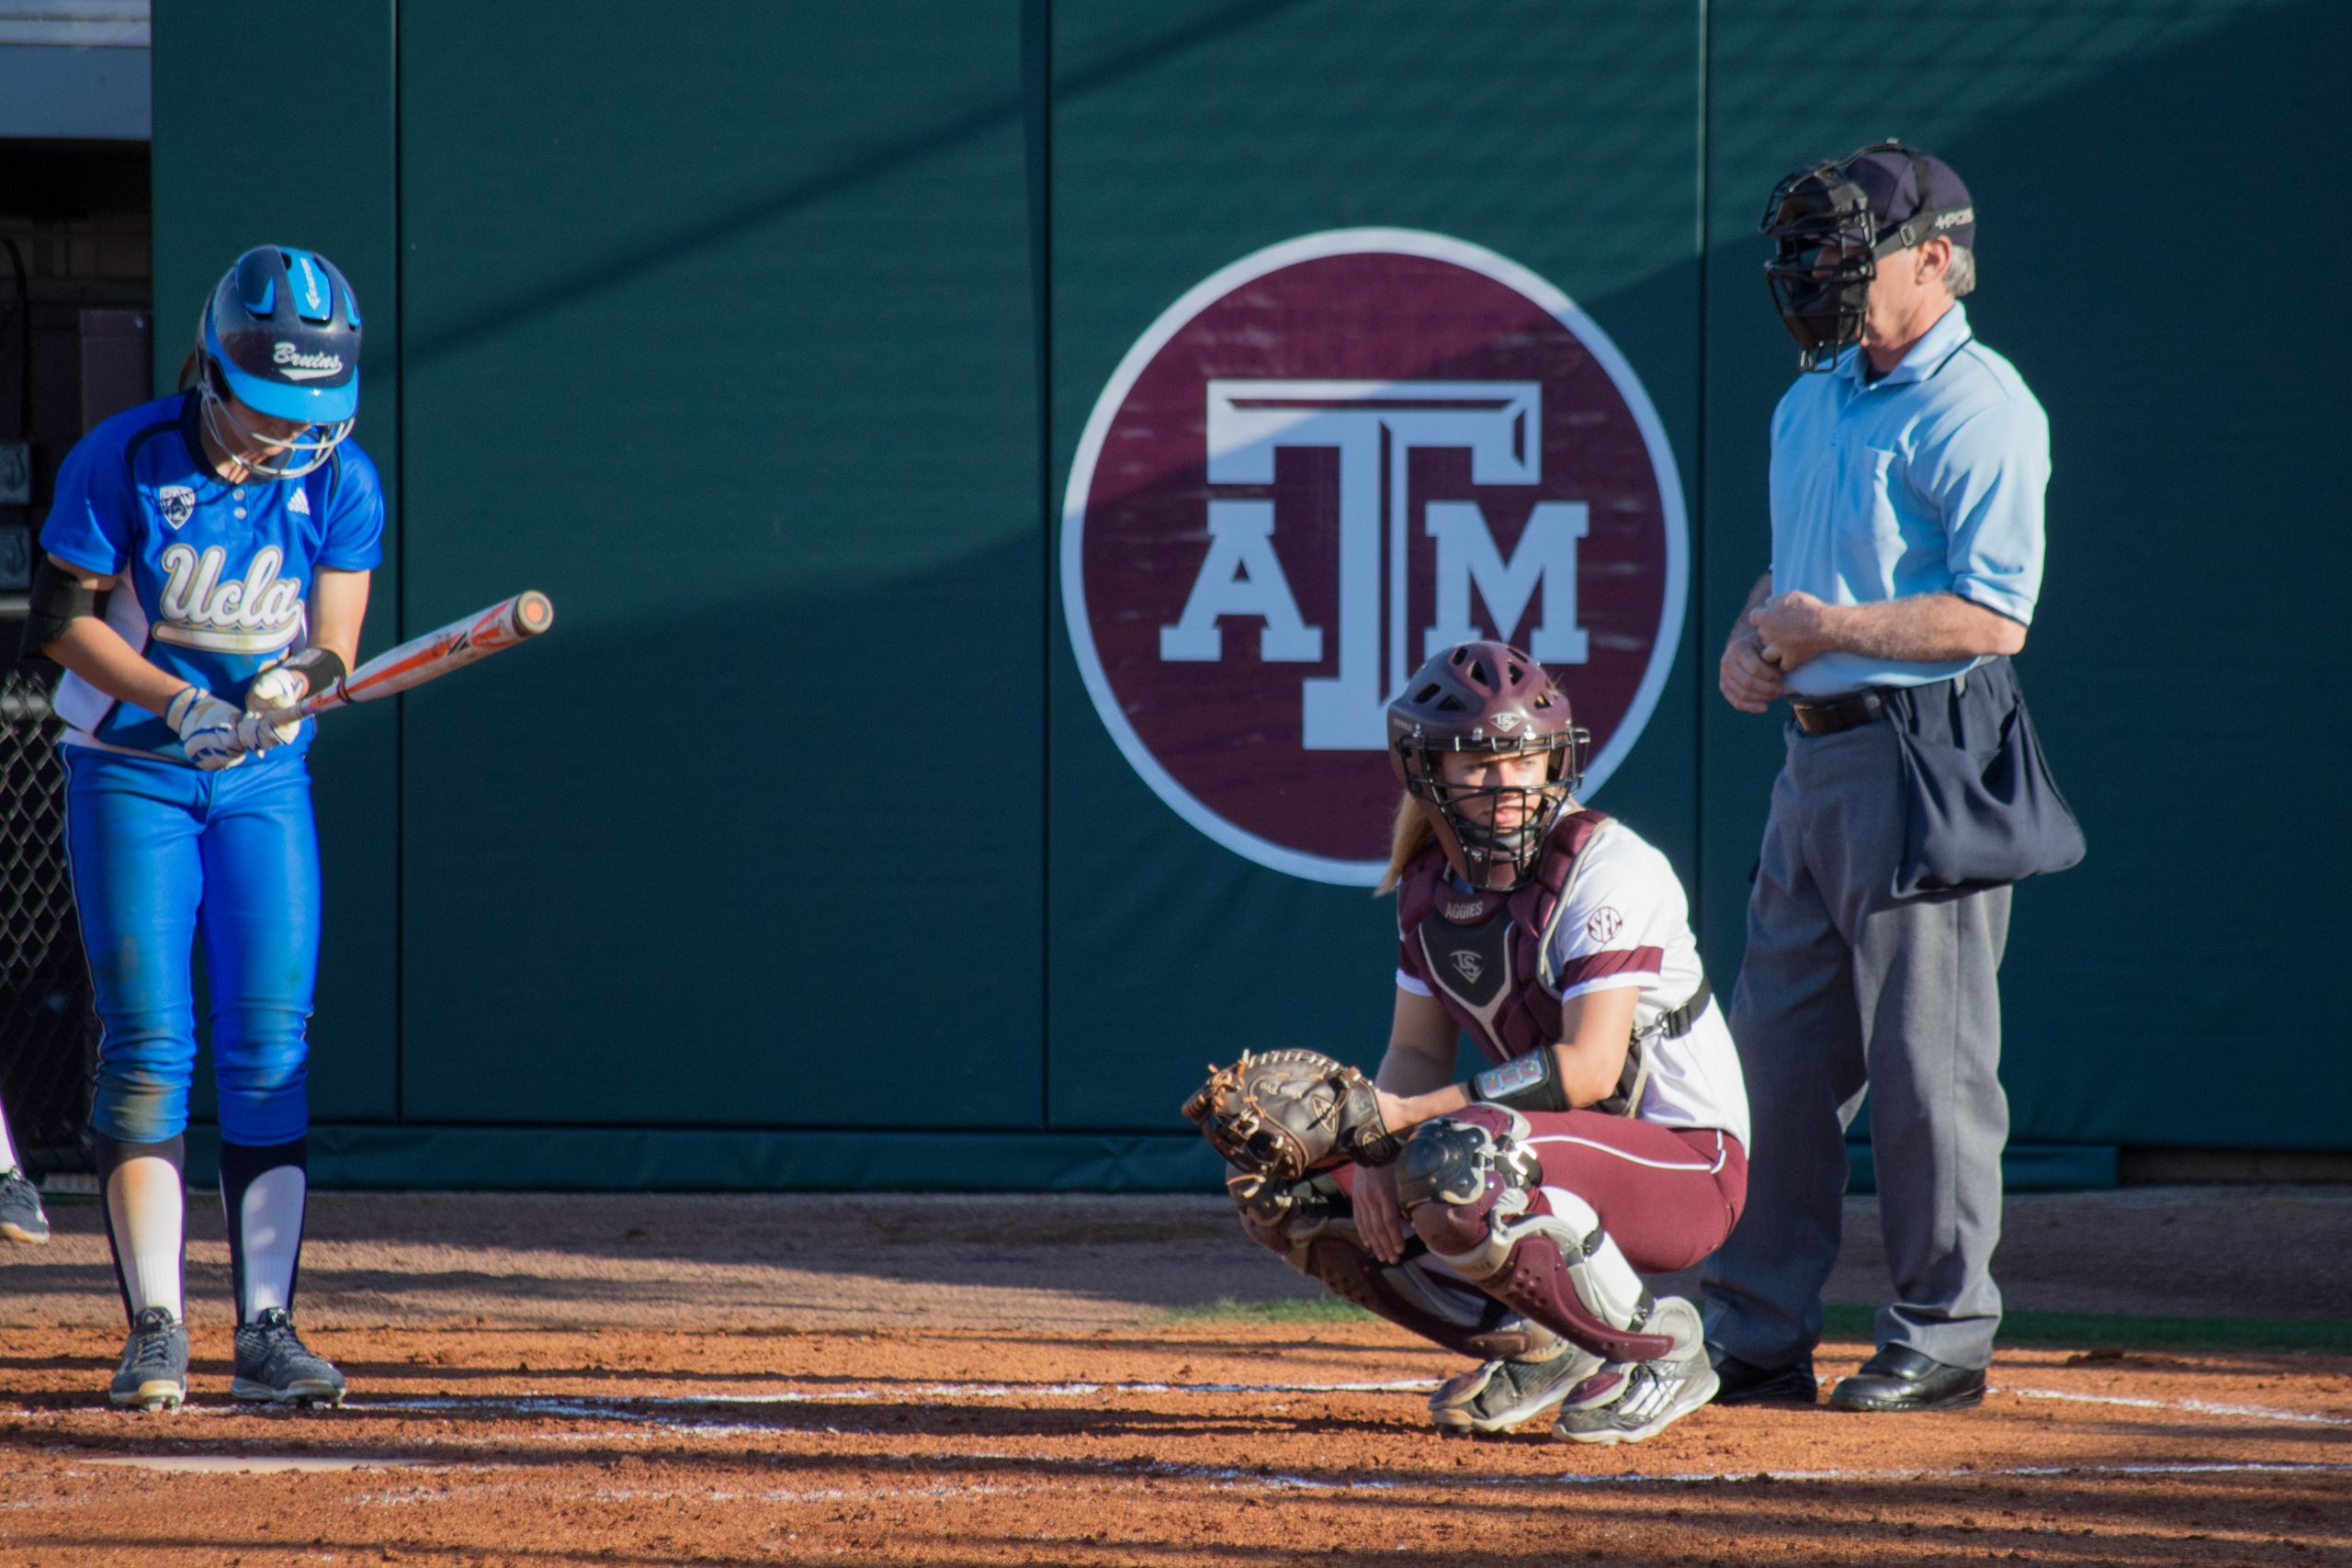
[1062,230,1687,885]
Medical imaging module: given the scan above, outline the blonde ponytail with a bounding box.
[1374,794,1434,896]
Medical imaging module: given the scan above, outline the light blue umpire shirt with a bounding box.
[1767,299,2051,698]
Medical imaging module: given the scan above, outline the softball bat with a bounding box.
[299,591,554,716]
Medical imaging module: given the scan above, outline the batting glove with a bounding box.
[164,686,252,772]
[239,665,310,750]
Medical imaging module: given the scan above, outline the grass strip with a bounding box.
[1161,1297,2351,1355]
[1159,1295,1376,1325]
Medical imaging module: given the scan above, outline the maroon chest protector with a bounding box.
[1396,810,1650,1116]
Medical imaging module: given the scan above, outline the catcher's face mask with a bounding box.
[1762,142,1946,372]
[1386,641,1588,894]
[1401,737,1582,893]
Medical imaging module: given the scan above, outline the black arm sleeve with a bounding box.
[19,556,101,660]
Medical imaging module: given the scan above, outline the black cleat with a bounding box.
[110,1306,189,1411]
[1552,1298,1719,1446]
[232,1308,347,1406]
[0,1168,50,1245]
[1429,1342,1603,1437]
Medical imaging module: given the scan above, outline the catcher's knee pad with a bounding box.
[1231,1166,1563,1363]
[1396,1108,1673,1364]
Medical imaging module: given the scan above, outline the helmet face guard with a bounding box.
[1387,642,1589,892]
[196,361,355,479]
[1762,142,1948,372]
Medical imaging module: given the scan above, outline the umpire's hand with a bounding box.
[1719,628,1787,714]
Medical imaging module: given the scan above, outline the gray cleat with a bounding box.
[0,1168,50,1245]
[1551,1296,1719,1446]
[1430,1341,1603,1437]
[109,1306,189,1411]
[232,1308,346,1406]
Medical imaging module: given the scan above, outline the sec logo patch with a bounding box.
[1062,229,1687,885]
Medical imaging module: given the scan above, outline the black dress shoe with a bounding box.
[1827,1345,1985,1412]
[1710,1353,1817,1405]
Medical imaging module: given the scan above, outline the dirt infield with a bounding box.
[4,1186,2348,1565]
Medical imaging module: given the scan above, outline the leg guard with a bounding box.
[1231,1166,1565,1362]
[1396,1107,1675,1364]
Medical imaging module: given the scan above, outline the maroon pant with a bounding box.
[1340,1113,1747,1273]
[1509,1113,1747,1272]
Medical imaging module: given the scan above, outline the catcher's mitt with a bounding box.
[1182,1049,1400,1193]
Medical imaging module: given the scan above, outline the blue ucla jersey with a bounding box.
[40,390,384,761]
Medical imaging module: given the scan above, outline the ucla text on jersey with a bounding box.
[39,391,385,761]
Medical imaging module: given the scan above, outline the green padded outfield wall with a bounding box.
[150,3,403,1129]
[391,0,1045,1135]
[145,0,2348,1189]
[1695,0,2349,1156]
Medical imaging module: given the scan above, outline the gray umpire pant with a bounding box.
[1700,709,2011,1372]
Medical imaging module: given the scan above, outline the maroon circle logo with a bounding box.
[1062,231,1687,885]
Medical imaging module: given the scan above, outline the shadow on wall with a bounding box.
[403,0,1317,367]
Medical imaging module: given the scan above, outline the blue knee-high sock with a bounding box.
[220,1136,309,1323]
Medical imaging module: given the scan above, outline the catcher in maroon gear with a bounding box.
[1224,641,1750,1444]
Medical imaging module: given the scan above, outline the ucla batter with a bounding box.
[26,246,381,1410]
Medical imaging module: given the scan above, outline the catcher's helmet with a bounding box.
[1761,141,1974,371]
[196,245,362,477]
[1387,641,1588,891]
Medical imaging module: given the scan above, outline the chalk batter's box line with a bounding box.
[324,1456,2348,1514]
[45,1400,2352,1502]
[354,1380,2352,1431]
[68,1457,2352,1510]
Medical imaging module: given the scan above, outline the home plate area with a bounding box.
[1,1190,2347,1565]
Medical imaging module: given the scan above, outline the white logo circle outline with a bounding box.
[1059,227,1690,886]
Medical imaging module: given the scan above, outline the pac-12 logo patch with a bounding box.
[157,486,196,530]
[1061,229,1688,885]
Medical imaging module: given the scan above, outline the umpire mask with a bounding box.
[1762,141,1964,371]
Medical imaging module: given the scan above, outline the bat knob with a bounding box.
[515,592,554,635]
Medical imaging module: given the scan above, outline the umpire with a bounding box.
[1700,142,2077,1412]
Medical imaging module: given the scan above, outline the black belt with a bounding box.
[1789,690,1891,736]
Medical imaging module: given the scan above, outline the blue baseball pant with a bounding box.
[64,745,321,1146]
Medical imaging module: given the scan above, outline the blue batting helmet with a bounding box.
[199,246,362,424]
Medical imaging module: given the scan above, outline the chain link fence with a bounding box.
[1,658,95,1176]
